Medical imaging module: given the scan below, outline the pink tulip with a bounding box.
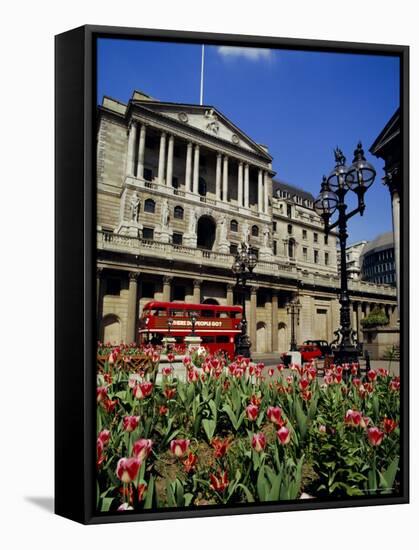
[122,416,140,432]
[267,406,285,426]
[209,471,229,493]
[246,404,259,421]
[344,409,363,427]
[367,370,377,382]
[96,386,108,403]
[116,457,141,483]
[252,432,267,453]
[367,426,384,447]
[98,429,111,445]
[133,381,153,399]
[132,438,153,461]
[277,426,291,445]
[170,439,190,457]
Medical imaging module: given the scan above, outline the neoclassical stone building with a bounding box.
[96,90,397,353]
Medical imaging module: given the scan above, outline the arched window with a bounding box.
[230,219,238,232]
[174,205,184,219]
[288,238,295,259]
[144,199,155,213]
[251,225,259,237]
[198,177,207,196]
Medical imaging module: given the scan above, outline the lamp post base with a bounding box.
[333,345,361,378]
[235,334,252,359]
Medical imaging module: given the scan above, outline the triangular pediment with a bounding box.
[370,108,400,156]
[131,99,272,160]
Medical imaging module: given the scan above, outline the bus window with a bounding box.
[201,336,216,344]
[218,311,228,318]
[201,309,214,318]
[216,335,229,343]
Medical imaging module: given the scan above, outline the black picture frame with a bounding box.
[55,24,409,524]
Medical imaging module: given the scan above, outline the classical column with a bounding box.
[96,267,103,316]
[263,171,269,213]
[365,303,371,316]
[162,276,172,302]
[271,290,278,352]
[356,302,362,342]
[244,163,250,208]
[193,144,200,194]
[137,124,146,179]
[166,134,174,187]
[126,272,139,344]
[222,155,229,201]
[249,286,257,350]
[185,141,193,191]
[193,280,202,303]
[226,283,234,306]
[215,154,222,200]
[392,189,401,317]
[258,169,263,213]
[158,131,167,184]
[238,161,244,206]
[126,121,137,177]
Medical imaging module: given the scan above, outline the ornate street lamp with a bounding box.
[314,143,376,365]
[232,242,258,358]
[188,310,198,336]
[287,295,301,351]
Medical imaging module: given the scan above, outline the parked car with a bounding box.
[298,344,323,362]
[303,339,332,358]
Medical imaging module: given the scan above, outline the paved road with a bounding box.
[251,353,400,376]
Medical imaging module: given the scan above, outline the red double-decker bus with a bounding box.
[138,301,243,358]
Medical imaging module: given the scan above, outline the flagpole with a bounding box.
[200,45,205,106]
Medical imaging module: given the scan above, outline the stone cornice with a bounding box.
[119,105,274,172]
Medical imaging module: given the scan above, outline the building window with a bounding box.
[303,247,308,261]
[288,239,295,259]
[144,199,155,213]
[172,232,183,245]
[174,205,184,219]
[287,204,292,218]
[273,241,277,255]
[313,232,318,243]
[172,176,179,189]
[230,220,238,232]
[230,243,238,255]
[302,229,307,240]
[324,234,328,245]
[198,177,207,196]
[173,285,186,301]
[287,224,293,235]
[252,225,259,237]
[142,227,154,240]
[141,281,155,298]
[325,252,329,265]
[144,168,153,182]
[314,250,319,264]
[106,277,121,296]
[273,221,277,232]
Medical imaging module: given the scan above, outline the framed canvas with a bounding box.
[55,25,409,524]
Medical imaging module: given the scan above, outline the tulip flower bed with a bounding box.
[96,345,400,512]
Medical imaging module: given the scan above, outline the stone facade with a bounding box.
[96,90,398,353]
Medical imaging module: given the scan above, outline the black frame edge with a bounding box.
[55,25,87,524]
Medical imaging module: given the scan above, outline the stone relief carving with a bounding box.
[190,210,198,234]
[204,108,219,135]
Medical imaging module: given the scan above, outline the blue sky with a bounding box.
[97,38,400,243]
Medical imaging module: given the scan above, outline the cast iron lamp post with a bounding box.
[287,295,301,351]
[314,143,376,365]
[188,310,198,336]
[231,242,258,357]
